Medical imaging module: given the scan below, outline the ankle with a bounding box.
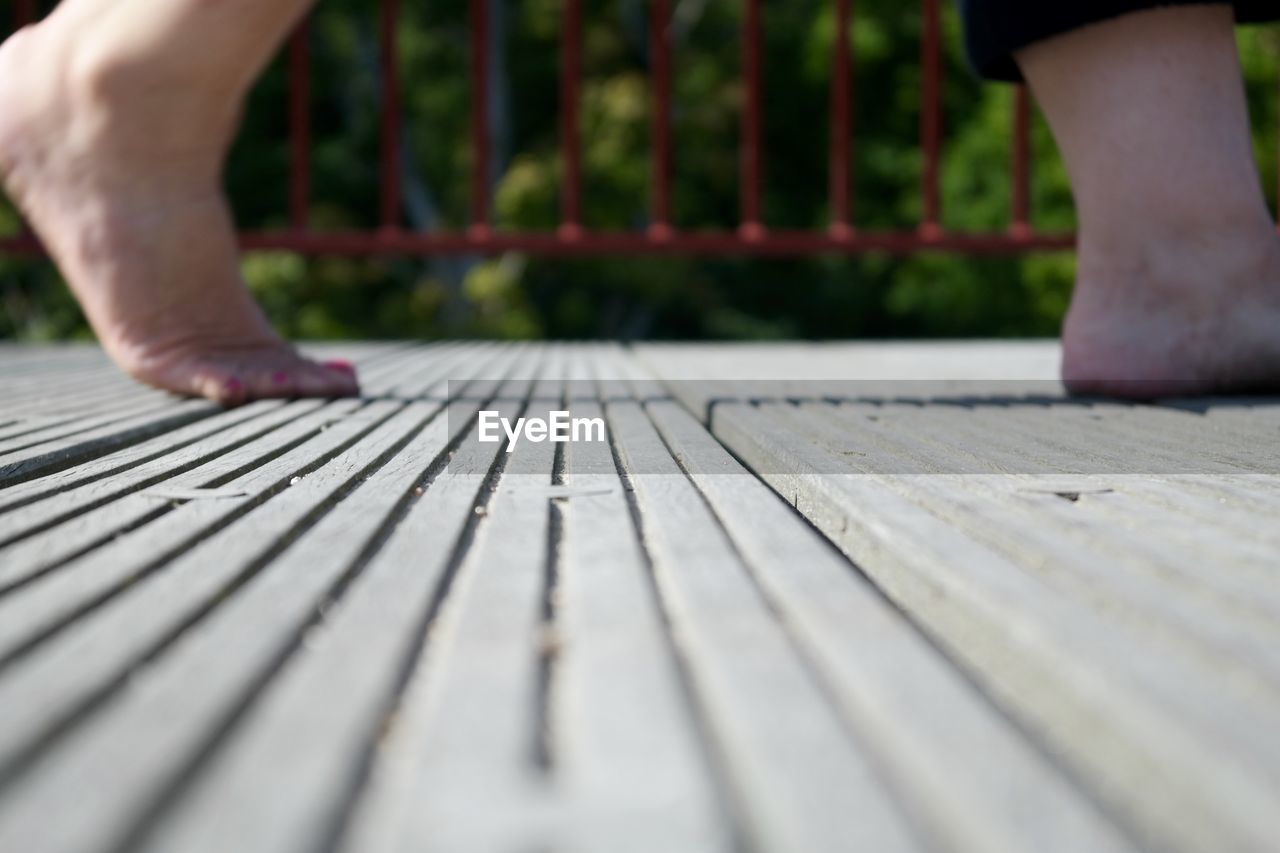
[0,21,235,203]
[1062,219,1280,395]
[1076,211,1279,300]
[1065,216,1280,383]
[0,15,226,191]
[69,43,239,157]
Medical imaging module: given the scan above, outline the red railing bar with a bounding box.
[649,0,673,238]
[378,0,401,229]
[0,235,42,254]
[919,0,942,237]
[0,3,1089,262]
[740,0,764,238]
[828,0,853,236]
[1010,85,1032,236]
[560,0,584,237]
[469,0,490,234]
[288,19,312,230]
[224,228,1074,256]
[14,0,36,26]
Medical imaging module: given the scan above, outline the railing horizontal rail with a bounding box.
[1,0,1073,258]
[0,230,1076,257]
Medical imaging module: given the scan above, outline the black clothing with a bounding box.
[960,1,1280,81]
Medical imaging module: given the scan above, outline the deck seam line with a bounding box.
[0,400,194,457]
[707,403,1160,852]
[318,363,545,853]
[0,402,345,603]
[0,344,478,591]
[101,397,468,853]
[532,383,569,774]
[599,397,755,853]
[0,406,220,489]
[0,397,419,795]
[0,405,294,545]
[0,344,436,509]
[641,397,948,853]
[0,402,283,516]
[0,398,397,677]
[627,359,1149,850]
[0,345,503,836]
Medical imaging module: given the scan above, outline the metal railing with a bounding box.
[0,0,1075,258]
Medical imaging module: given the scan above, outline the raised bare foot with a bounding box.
[1062,221,1280,399]
[0,21,358,406]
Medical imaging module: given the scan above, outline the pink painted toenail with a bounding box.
[223,378,244,398]
[272,371,289,384]
[322,359,355,374]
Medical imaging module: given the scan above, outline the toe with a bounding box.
[181,367,250,407]
[297,358,361,399]
[218,376,249,406]
[121,347,358,405]
[321,359,357,376]
[229,352,358,402]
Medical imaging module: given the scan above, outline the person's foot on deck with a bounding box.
[1061,217,1280,400]
[1013,6,1280,400]
[0,21,358,406]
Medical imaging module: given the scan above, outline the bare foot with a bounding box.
[1063,222,1280,399]
[0,22,358,406]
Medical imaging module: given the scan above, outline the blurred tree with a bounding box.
[1,0,1277,342]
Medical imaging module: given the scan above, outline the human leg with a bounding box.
[960,2,1280,396]
[1019,5,1280,396]
[0,0,358,404]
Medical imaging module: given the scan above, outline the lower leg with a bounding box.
[0,0,358,404]
[1017,5,1280,396]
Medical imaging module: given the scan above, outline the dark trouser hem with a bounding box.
[960,1,1280,82]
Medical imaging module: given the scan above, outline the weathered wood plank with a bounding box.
[646,398,1134,853]
[703,399,1280,853]
[822,401,1280,617]
[903,401,1280,551]
[0,345,469,579]
[781,401,1280,704]
[0,399,342,593]
[0,344,428,505]
[0,368,162,419]
[0,345,492,851]
[1,340,1276,853]
[0,385,167,433]
[0,415,115,444]
[339,373,549,852]
[0,345,481,645]
[0,402,292,546]
[88,361,529,850]
[605,395,920,853]
[0,402,287,519]
[0,397,464,853]
[634,340,1063,382]
[0,399,217,487]
[360,398,560,850]
[0,401,385,751]
[129,381,523,853]
[549,352,726,853]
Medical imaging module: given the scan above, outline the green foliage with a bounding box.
[2,4,1278,342]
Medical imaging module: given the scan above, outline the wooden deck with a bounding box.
[0,341,1277,853]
